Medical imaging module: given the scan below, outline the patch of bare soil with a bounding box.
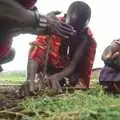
[0,85,22,110]
[0,84,65,119]
[0,84,29,120]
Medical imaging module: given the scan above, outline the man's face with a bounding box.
[65,11,79,30]
[65,4,90,31]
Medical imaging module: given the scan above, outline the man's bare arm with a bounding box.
[48,34,89,81]
[0,0,36,27]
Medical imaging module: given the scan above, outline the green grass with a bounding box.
[21,85,120,120]
[1,71,120,120]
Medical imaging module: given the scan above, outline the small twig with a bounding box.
[42,36,52,80]
[7,106,24,112]
[29,42,46,49]
[109,103,120,108]
[0,110,25,118]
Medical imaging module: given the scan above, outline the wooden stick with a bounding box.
[0,111,25,118]
[7,106,24,112]
[29,42,46,49]
[42,36,52,80]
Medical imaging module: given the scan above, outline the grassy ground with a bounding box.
[0,71,120,120]
[21,86,120,120]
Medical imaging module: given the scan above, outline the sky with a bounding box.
[2,0,120,71]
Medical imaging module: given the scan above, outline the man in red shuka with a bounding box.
[26,1,97,95]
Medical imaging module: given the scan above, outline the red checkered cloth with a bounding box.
[29,35,69,68]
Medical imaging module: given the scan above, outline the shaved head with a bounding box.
[65,1,91,31]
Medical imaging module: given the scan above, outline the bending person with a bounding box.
[25,1,96,96]
[100,39,120,93]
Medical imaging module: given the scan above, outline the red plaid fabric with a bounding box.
[29,35,67,68]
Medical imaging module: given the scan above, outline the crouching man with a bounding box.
[20,1,97,97]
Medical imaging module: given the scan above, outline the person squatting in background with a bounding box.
[100,39,120,93]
